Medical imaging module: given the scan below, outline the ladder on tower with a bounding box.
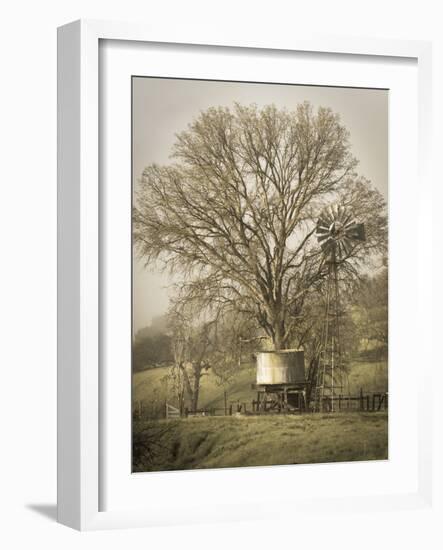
[312,352,346,412]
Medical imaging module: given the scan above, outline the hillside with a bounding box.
[133,412,388,472]
[133,359,388,419]
[133,359,388,472]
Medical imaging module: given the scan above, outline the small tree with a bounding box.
[168,308,212,412]
[134,102,387,350]
[168,304,256,411]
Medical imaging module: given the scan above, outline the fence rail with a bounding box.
[134,390,388,421]
[316,391,388,412]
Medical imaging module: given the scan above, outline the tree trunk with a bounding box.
[180,364,195,410]
[192,370,200,411]
[191,363,204,411]
[180,362,203,412]
[272,318,287,350]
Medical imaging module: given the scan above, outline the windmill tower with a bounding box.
[313,205,366,412]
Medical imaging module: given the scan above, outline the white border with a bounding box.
[101,40,418,513]
[57,20,433,531]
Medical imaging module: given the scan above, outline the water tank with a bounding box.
[256,350,305,385]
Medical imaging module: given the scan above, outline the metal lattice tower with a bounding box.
[313,205,366,412]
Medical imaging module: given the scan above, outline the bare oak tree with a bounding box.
[134,102,387,350]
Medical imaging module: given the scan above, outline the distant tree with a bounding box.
[207,311,257,387]
[354,267,388,357]
[133,332,173,372]
[134,102,387,350]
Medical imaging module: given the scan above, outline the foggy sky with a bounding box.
[133,77,388,332]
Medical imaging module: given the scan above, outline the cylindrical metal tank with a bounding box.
[256,349,305,385]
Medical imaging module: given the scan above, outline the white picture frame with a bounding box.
[57,19,433,531]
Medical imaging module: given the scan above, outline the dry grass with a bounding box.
[133,412,388,472]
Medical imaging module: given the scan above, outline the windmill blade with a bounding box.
[336,239,351,260]
[343,221,357,234]
[335,240,343,260]
[320,236,334,250]
[328,205,338,223]
[316,229,330,239]
[316,222,330,234]
[345,209,353,221]
[316,217,332,244]
[338,209,355,231]
[318,212,331,223]
[316,217,330,230]
[317,233,331,243]
[319,211,333,227]
[335,239,344,260]
[341,211,354,227]
[316,227,331,241]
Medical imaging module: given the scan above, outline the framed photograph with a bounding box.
[131,76,389,470]
[57,20,433,530]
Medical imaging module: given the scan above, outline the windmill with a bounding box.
[312,204,366,412]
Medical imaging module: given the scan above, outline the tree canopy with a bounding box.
[134,102,387,350]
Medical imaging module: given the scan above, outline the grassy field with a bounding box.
[132,358,388,471]
[133,359,388,418]
[133,412,388,472]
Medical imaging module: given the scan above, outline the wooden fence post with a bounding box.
[379,394,385,411]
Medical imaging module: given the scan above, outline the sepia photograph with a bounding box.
[131,77,388,473]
